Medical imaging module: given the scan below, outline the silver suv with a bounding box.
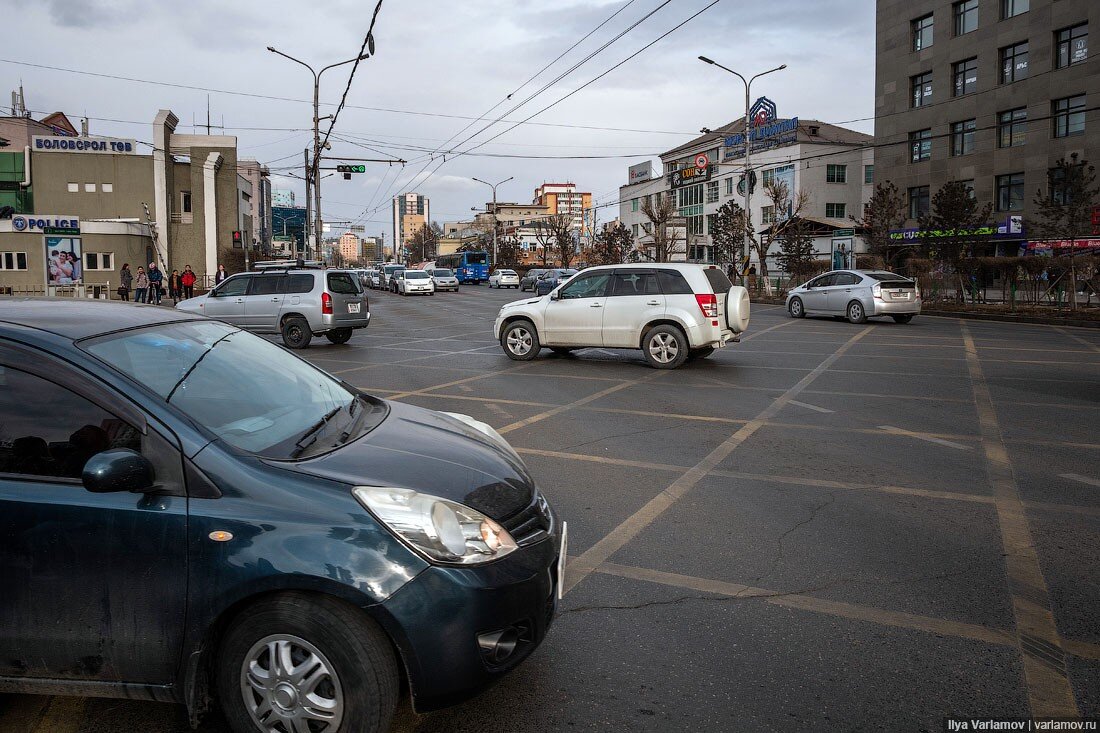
[176,267,369,349]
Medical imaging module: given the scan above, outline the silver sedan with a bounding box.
[786,270,921,324]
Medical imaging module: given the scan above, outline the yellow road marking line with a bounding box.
[1054,327,1100,354]
[878,425,974,451]
[1059,473,1100,489]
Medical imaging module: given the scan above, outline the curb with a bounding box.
[920,309,1100,329]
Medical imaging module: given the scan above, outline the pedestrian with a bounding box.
[169,269,182,303]
[181,265,196,300]
[747,264,758,293]
[147,262,164,305]
[214,263,228,285]
[118,263,132,301]
[134,266,148,303]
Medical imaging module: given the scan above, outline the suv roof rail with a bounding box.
[252,259,325,271]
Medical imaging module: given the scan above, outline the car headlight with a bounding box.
[353,486,518,565]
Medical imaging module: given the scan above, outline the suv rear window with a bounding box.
[327,272,360,294]
[657,270,693,295]
[286,274,313,294]
[702,268,733,293]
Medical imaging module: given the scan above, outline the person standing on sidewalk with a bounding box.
[147,262,164,305]
[168,269,182,303]
[134,266,148,303]
[118,263,133,301]
[181,265,196,300]
[214,263,228,285]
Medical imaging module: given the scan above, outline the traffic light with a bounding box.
[232,230,243,248]
[337,164,367,180]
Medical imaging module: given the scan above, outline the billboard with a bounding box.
[628,162,652,184]
[45,236,83,285]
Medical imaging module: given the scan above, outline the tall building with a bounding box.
[874,0,1098,254]
[272,189,296,208]
[361,235,380,261]
[238,159,272,253]
[392,192,429,258]
[338,231,361,263]
[533,183,592,234]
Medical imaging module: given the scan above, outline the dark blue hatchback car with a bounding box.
[0,299,564,733]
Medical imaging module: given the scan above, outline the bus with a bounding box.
[434,251,489,283]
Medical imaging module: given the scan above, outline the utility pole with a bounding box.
[472,176,513,268]
[303,148,312,260]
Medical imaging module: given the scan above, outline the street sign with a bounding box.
[832,228,855,237]
[42,226,80,235]
[694,153,709,170]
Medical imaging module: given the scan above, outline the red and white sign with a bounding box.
[694,153,709,170]
[1026,239,1100,251]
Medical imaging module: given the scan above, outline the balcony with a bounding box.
[170,212,194,224]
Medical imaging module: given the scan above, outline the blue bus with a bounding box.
[434,251,489,283]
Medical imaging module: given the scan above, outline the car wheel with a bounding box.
[501,320,540,361]
[642,325,688,369]
[216,592,398,733]
[687,346,715,361]
[325,328,353,345]
[892,314,915,324]
[788,297,805,318]
[550,346,576,356]
[846,300,867,324]
[281,317,313,349]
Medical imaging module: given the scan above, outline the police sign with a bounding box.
[11,215,81,233]
[32,136,136,154]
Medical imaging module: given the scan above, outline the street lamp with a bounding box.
[471,176,513,268]
[268,44,373,260]
[699,56,786,275]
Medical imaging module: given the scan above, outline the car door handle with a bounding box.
[590,303,603,308]
[845,289,852,292]
[235,298,244,303]
[646,300,660,305]
[271,297,280,302]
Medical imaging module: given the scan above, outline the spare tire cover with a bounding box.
[726,286,750,333]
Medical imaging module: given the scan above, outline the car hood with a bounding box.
[175,297,205,313]
[273,400,535,520]
[501,295,546,310]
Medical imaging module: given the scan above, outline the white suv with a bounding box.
[493,264,749,369]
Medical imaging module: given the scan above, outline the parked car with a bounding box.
[381,264,406,290]
[489,269,521,289]
[520,269,549,292]
[431,268,460,292]
[176,266,368,349]
[494,264,749,369]
[369,269,384,289]
[398,269,436,296]
[786,269,921,324]
[534,269,579,296]
[0,298,563,733]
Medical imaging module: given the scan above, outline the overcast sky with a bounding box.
[3,0,874,235]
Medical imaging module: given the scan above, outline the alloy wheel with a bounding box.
[241,633,343,733]
[648,332,680,364]
[507,327,533,356]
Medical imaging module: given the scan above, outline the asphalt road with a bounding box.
[2,284,1099,732]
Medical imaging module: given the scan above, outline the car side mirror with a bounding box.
[82,449,156,494]
[549,291,560,301]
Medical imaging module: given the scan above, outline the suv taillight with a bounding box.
[321,292,333,314]
[695,293,718,318]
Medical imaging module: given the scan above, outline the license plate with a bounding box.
[557,521,568,600]
[347,302,361,313]
[892,291,910,300]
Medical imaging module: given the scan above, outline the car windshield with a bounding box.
[405,271,430,279]
[82,321,382,459]
[434,269,453,277]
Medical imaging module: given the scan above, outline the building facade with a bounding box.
[875,0,1098,253]
[338,231,361,263]
[392,192,429,256]
[238,159,271,253]
[533,183,592,234]
[272,189,296,208]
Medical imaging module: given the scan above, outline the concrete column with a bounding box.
[152,110,178,270]
[203,152,223,280]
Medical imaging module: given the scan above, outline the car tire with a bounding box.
[642,325,688,369]
[788,297,805,318]
[281,317,312,349]
[846,300,867,324]
[216,592,398,733]
[326,328,353,345]
[687,346,715,361]
[892,314,915,324]
[501,320,540,361]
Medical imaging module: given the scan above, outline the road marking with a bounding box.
[961,322,1079,718]
[384,362,537,401]
[30,696,85,733]
[1060,473,1100,488]
[496,371,665,435]
[804,389,972,403]
[877,425,974,451]
[562,326,872,596]
[788,400,834,414]
[1054,326,1100,354]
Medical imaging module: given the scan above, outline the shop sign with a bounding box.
[723,97,798,161]
[11,215,81,233]
[668,164,712,189]
[888,217,1023,242]
[628,162,652,184]
[32,135,136,154]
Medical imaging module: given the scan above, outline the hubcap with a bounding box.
[241,634,343,733]
[850,303,862,319]
[507,328,533,355]
[792,301,802,316]
[648,333,679,364]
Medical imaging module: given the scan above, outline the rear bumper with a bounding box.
[321,313,371,330]
[684,321,737,348]
[869,298,921,316]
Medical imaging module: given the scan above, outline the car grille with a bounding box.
[501,493,553,546]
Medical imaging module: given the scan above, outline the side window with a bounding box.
[840,273,862,286]
[286,274,314,294]
[657,270,693,295]
[559,273,610,299]
[248,275,285,296]
[327,272,360,294]
[809,274,836,288]
[215,276,251,298]
[609,272,659,297]
[0,365,141,480]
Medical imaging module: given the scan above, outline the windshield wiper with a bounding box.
[291,406,343,457]
[338,396,368,444]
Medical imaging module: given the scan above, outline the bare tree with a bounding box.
[757,180,810,282]
[588,222,635,266]
[918,180,993,302]
[531,216,558,266]
[1031,154,1100,311]
[640,194,685,262]
[495,235,521,268]
[544,213,577,269]
[407,223,440,263]
[775,216,818,285]
[851,182,907,267]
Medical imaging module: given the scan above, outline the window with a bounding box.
[66,182,78,193]
[686,215,704,236]
[825,203,847,218]
[834,273,861,286]
[101,183,113,193]
[909,186,930,219]
[954,0,978,35]
[809,274,837,288]
[631,198,639,212]
[1000,42,1028,83]
[911,72,933,107]
[826,164,847,183]
[83,252,114,271]
[286,274,314,294]
[84,183,96,193]
[909,129,932,162]
[864,165,874,184]
[953,58,978,96]
[559,272,610,299]
[761,165,793,188]
[725,177,734,196]
[214,275,251,298]
[1055,24,1088,68]
[657,269,693,294]
[1049,167,1070,205]
[1052,95,1085,137]
[248,275,285,296]
[181,191,192,214]
[688,244,713,263]
[706,213,717,235]
[609,271,659,297]
[0,366,141,480]
[951,119,977,156]
[1001,0,1027,19]
[761,205,776,224]
[996,173,1024,211]
[912,14,934,50]
[0,252,28,270]
[998,107,1027,147]
[706,180,719,203]
[958,180,976,199]
[631,223,640,238]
